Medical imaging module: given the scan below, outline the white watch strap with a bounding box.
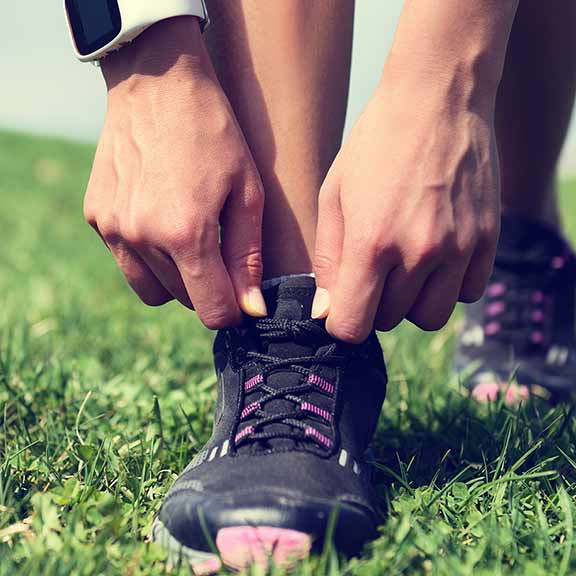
[120,0,209,34]
[67,0,210,62]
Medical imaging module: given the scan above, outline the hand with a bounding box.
[84,17,267,329]
[313,74,500,342]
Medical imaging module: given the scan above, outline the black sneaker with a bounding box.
[455,215,576,403]
[152,276,387,572]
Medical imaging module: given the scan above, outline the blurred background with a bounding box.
[2,1,575,174]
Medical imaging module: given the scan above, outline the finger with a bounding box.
[137,247,194,309]
[312,175,344,319]
[221,176,267,317]
[107,237,172,306]
[459,237,498,303]
[407,263,464,331]
[325,231,393,343]
[88,220,111,250]
[373,265,430,332]
[172,224,242,330]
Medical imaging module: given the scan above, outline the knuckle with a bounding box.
[483,212,500,236]
[227,247,263,279]
[478,223,499,253]
[83,199,98,226]
[121,225,146,247]
[200,309,239,331]
[328,318,368,344]
[169,220,217,256]
[448,233,472,262]
[98,215,120,244]
[360,228,387,259]
[119,213,151,247]
[363,242,384,267]
[417,233,454,264]
[453,243,473,263]
[358,232,397,270]
[244,182,265,211]
[314,252,335,278]
[211,108,237,141]
[229,178,264,216]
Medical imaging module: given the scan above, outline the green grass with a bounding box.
[2,129,576,575]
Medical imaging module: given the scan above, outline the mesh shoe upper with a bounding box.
[455,215,576,395]
[157,276,387,554]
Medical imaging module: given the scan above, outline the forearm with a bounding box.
[385,0,520,107]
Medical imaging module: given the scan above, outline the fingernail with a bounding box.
[312,288,331,319]
[241,287,268,317]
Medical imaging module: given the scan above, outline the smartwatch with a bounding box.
[64,0,209,62]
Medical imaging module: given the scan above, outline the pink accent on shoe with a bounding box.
[301,401,333,422]
[531,310,545,322]
[472,382,499,402]
[245,374,264,391]
[472,382,530,405]
[531,291,544,304]
[240,402,261,420]
[484,321,501,336]
[505,384,530,406]
[551,256,565,269]
[191,557,222,575]
[531,331,544,344]
[215,526,312,572]
[485,301,506,316]
[487,282,506,297]
[307,373,334,395]
[304,426,332,448]
[235,426,254,443]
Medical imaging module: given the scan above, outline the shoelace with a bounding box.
[483,253,572,348]
[231,318,347,452]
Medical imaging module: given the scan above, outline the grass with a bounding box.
[2,130,576,575]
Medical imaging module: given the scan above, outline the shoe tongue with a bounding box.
[266,275,316,321]
[242,276,322,453]
[263,276,317,359]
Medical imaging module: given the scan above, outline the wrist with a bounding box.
[380,50,497,113]
[101,16,214,92]
[382,0,519,110]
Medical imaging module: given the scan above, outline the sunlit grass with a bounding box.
[1,130,576,574]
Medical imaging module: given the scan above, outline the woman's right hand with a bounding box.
[84,17,267,329]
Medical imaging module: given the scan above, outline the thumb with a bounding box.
[312,177,343,319]
[221,176,267,318]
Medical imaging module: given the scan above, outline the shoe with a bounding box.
[455,215,576,403]
[152,276,387,573]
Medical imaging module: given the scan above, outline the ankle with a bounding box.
[261,182,318,279]
[501,199,561,232]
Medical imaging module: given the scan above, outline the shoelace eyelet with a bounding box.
[232,318,343,452]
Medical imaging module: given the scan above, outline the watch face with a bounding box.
[65,0,122,56]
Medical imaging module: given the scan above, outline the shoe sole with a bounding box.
[152,519,312,574]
